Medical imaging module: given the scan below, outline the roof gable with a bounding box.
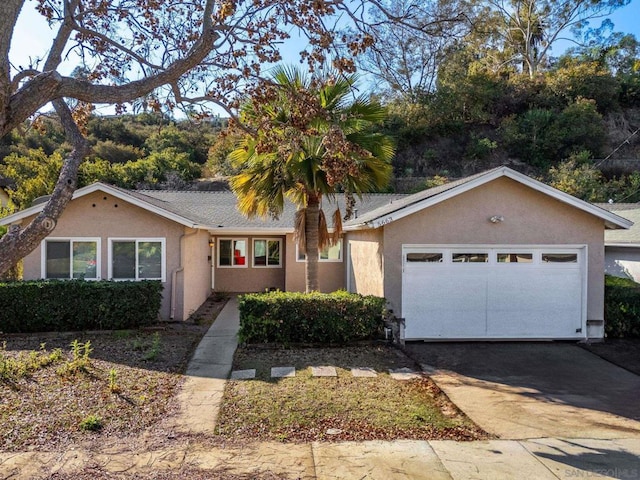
[0,182,201,228]
[344,166,632,231]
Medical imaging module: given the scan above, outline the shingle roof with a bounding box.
[134,189,407,230]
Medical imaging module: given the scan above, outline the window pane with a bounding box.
[542,253,577,263]
[138,242,162,279]
[254,240,266,266]
[452,253,488,263]
[46,241,70,279]
[233,240,246,266]
[112,241,136,279]
[497,253,532,263]
[267,240,280,266]
[407,252,442,263]
[73,242,98,279]
[320,242,341,261]
[219,239,232,266]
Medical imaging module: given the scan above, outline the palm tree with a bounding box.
[230,66,394,292]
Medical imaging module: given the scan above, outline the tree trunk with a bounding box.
[0,99,89,276]
[304,193,320,292]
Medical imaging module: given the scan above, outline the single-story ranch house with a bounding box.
[0,166,632,341]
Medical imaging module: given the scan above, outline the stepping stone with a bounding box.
[389,367,421,380]
[230,369,256,380]
[311,366,337,377]
[351,367,378,378]
[271,366,296,378]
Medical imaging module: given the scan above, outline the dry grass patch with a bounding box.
[0,297,227,452]
[216,345,486,442]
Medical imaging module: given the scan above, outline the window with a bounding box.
[542,253,578,263]
[452,253,488,263]
[253,239,281,267]
[42,238,99,279]
[218,238,247,267]
[406,252,443,263]
[109,238,165,281]
[497,253,533,263]
[297,240,342,262]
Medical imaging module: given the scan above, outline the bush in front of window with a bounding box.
[238,290,386,345]
[0,280,162,333]
[604,275,640,338]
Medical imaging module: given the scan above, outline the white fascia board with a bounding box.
[605,242,640,248]
[0,182,201,229]
[353,166,632,231]
[207,227,294,235]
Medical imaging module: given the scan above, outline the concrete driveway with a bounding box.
[404,342,640,440]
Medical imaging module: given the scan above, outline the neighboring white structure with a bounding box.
[601,205,640,282]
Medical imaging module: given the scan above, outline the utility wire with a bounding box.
[595,126,640,168]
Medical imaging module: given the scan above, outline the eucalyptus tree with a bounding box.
[230,67,394,292]
[481,0,630,77]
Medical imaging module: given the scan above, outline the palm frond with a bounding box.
[294,209,306,254]
[318,209,331,250]
[331,208,343,245]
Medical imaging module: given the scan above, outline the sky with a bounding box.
[8,0,640,115]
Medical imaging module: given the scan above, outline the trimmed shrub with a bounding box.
[238,291,386,345]
[0,280,162,333]
[604,275,640,338]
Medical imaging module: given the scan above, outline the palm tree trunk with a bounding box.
[304,193,320,292]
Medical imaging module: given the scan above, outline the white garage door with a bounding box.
[402,246,586,340]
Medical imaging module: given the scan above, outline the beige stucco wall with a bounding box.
[211,235,286,293]
[20,191,187,320]
[347,228,384,297]
[380,177,605,321]
[284,233,345,292]
[181,229,213,319]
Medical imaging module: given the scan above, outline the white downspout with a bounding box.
[170,228,198,320]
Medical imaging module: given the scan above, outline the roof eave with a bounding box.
[357,167,633,230]
[0,182,201,229]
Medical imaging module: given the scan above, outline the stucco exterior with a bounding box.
[377,177,605,325]
[284,233,345,293]
[210,235,286,293]
[347,228,384,297]
[181,229,213,319]
[20,191,187,320]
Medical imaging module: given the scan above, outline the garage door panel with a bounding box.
[402,247,585,340]
[404,269,488,338]
[487,269,582,336]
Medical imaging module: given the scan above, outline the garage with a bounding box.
[401,246,586,340]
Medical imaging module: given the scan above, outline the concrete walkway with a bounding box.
[171,295,240,435]
[2,298,640,479]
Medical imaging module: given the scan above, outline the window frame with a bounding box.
[217,238,249,268]
[252,238,282,268]
[296,239,343,263]
[41,237,101,280]
[108,237,166,282]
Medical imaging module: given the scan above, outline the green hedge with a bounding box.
[0,280,163,333]
[604,275,640,338]
[238,291,386,345]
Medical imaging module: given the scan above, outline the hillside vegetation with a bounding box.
[2,50,640,208]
